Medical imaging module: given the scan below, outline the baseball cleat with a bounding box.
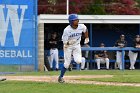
[56,68,59,71]
[58,77,65,83]
[81,69,85,70]
[68,64,73,71]
[0,78,6,81]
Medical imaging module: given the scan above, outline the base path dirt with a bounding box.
[1,75,140,87]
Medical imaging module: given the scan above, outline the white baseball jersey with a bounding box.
[62,24,87,45]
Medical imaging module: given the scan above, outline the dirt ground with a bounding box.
[1,75,140,87]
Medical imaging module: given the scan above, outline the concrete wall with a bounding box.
[38,23,44,71]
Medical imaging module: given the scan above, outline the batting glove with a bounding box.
[64,44,69,48]
[68,40,76,45]
[84,38,89,44]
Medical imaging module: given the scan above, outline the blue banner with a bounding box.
[0,0,38,68]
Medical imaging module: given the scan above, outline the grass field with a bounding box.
[0,70,140,93]
[6,69,140,76]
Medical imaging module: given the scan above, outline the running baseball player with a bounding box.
[128,35,140,70]
[58,14,89,83]
[115,34,127,70]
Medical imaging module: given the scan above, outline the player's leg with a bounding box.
[96,58,101,70]
[81,57,86,70]
[116,51,120,69]
[58,47,72,83]
[121,51,125,70]
[129,51,138,70]
[118,51,125,70]
[54,49,59,71]
[73,45,82,64]
[132,52,138,69]
[119,52,122,70]
[116,51,122,69]
[105,58,109,69]
[50,49,54,70]
[128,51,133,69]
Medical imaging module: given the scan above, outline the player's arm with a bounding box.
[104,51,108,58]
[95,54,98,58]
[124,41,127,47]
[95,54,101,59]
[84,30,89,38]
[114,40,119,47]
[84,29,89,44]
[62,30,70,48]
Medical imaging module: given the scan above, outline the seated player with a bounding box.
[94,43,109,70]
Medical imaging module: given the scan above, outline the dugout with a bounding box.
[38,15,140,71]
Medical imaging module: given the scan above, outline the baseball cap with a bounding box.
[120,34,125,37]
[100,43,105,46]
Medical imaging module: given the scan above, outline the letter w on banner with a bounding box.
[0,0,38,69]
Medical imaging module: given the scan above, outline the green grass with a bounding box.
[70,70,140,83]
[78,74,140,83]
[2,70,140,83]
[66,70,140,83]
[0,70,140,93]
[5,70,140,76]
[0,81,140,93]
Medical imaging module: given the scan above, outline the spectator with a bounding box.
[94,43,109,70]
[128,35,140,70]
[115,34,127,70]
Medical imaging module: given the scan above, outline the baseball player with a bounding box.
[128,35,140,70]
[48,32,59,71]
[58,14,89,83]
[115,34,127,70]
[94,43,109,70]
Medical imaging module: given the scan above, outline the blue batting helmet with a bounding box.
[68,14,78,25]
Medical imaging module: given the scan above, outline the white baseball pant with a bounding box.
[128,51,138,69]
[81,57,86,69]
[50,48,59,69]
[95,58,109,69]
[116,51,125,70]
[64,44,82,69]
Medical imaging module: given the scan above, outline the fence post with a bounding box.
[122,50,125,70]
